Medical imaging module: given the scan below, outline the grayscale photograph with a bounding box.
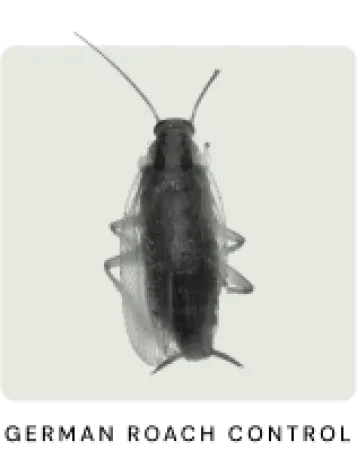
[1,44,354,400]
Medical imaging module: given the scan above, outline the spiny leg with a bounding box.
[223,226,245,254]
[110,214,141,235]
[215,221,245,254]
[223,264,254,294]
[104,247,139,294]
[110,214,141,248]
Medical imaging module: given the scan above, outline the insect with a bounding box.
[75,33,254,374]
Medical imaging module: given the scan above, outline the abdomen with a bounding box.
[141,168,220,359]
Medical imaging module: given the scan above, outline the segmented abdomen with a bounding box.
[141,168,220,359]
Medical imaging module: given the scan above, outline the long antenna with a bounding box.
[74,32,160,122]
[190,69,221,123]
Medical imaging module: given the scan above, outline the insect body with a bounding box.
[75,33,254,374]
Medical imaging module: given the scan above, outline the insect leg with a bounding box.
[110,215,141,247]
[214,220,245,254]
[223,226,245,254]
[110,215,141,235]
[104,248,138,294]
[223,264,254,294]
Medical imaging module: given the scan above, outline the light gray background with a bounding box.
[1,46,355,400]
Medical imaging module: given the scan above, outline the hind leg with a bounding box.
[105,214,141,292]
[223,264,254,294]
[104,247,139,294]
[217,225,253,294]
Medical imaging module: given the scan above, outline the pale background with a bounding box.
[1,46,354,400]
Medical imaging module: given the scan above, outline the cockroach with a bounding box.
[75,33,254,374]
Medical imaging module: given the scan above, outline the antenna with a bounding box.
[74,32,160,122]
[190,69,221,123]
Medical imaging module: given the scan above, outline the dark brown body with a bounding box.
[74,32,254,372]
[140,157,220,360]
[106,118,253,371]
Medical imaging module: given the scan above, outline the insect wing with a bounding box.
[119,176,178,366]
[205,168,251,292]
[204,168,232,286]
[206,168,226,233]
